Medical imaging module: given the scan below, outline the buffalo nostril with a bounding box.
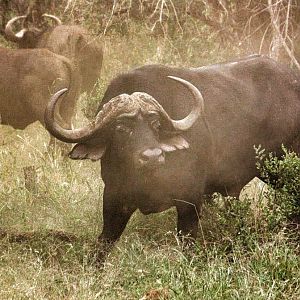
[139,148,165,167]
[142,148,162,159]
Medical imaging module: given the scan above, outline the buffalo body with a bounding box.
[45,55,300,261]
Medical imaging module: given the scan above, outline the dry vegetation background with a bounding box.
[0,0,300,299]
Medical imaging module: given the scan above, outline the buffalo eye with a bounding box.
[151,119,161,132]
[115,123,132,135]
[147,111,161,132]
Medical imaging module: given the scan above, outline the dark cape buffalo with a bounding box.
[44,55,300,262]
[1,47,80,130]
[5,14,103,95]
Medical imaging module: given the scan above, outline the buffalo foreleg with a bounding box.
[176,200,201,244]
[96,193,135,265]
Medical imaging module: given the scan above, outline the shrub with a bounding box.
[255,145,300,228]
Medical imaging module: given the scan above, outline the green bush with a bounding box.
[198,145,300,252]
[255,145,300,228]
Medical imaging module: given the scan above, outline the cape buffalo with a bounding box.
[44,55,300,261]
[1,47,80,130]
[5,14,103,95]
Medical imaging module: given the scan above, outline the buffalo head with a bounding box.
[45,76,204,171]
[4,14,61,48]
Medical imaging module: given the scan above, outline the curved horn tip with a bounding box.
[5,15,27,29]
[50,88,68,101]
[167,75,188,84]
[167,75,203,92]
[167,75,204,104]
[5,15,27,41]
[42,13,62,25]
[47,88,68,113]
[6,15,27,24]
[55,88,68,96]
[167,75,204,103]
[166,75,205,131]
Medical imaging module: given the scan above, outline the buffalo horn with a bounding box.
[5,16,26,42]
[167,76,204,131]
[42,14,62,25]
[45,77,205,144]
[45,89,96,143]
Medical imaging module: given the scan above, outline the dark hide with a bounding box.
[49,55,300,262]
[99,55,300,196]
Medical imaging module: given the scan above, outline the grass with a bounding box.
[1,16,300,300]
[1,126,300,299]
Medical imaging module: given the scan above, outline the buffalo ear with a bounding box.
[69,143,106,161]
[160,135,190,152]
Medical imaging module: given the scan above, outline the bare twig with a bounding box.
[104,0,117,35]
[268,0,300,69]
[259,23,272,54]
[168,0,183,35]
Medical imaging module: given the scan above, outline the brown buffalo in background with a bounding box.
[4,9,103,96]
[0,47,80,131]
